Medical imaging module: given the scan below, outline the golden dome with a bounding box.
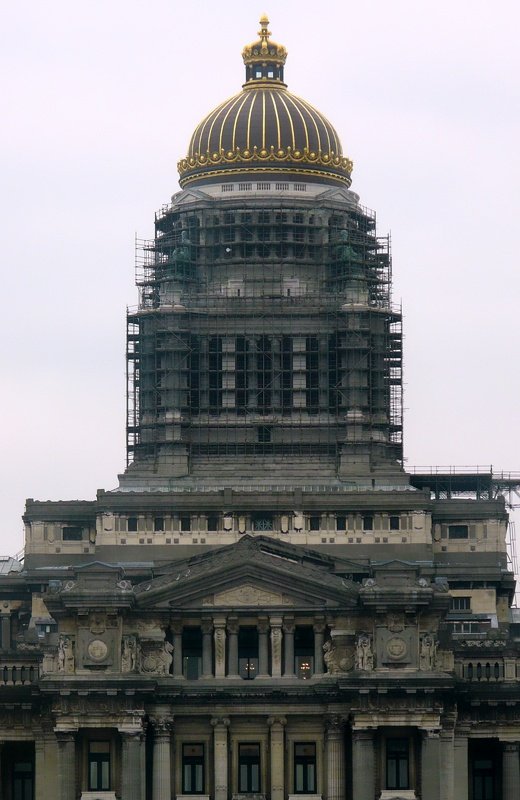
[178,17,353,189]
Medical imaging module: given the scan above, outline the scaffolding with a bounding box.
[126,185,403,480]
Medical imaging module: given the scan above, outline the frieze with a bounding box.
[203,584,293,607]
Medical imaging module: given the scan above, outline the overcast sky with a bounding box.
[1,0,519,557]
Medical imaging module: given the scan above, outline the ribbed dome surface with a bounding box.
[189,87,342,161]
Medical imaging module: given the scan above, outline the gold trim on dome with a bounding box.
[178,145,353,184]
[179,165,352,188]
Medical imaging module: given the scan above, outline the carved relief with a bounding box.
[139,640,173,675]
[204,584,293,606]
[323,638,354,674]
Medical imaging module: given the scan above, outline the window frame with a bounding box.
[88,740,111,792]
[385,737,409,790]
[294,742,317,793]
[182,743,205,794]
[238,743,261,793]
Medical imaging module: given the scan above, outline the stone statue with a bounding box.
[121,635,137,673]
[420,632,438,671]
[160,640,174,675]
[355,634,374,671]
[57,635,75,673]
[323,639,339,674]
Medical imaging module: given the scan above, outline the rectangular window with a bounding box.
[183,744,205,793]
[221,184,234,192]
[309,516,320,532]
[154,517,164,532]
[252,514,273,532]
[239,743,261,792]
[448,524,469,539]
[62,526,82,541]
[89,741,110,791]
[12,759,34,800]
[386,738,409,790]
[207,515,219,532]
[180,516,191,532]
[182,627,202,679]
[127,517,138,532]
[451,596,471,611]
[294,626,314,679]
[389,516,400,531]
[294,743,316,793]
[363,515,374,531]
[336,515,346,531]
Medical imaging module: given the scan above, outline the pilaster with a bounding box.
[268,716,287,800]
[313,619,325,676]
[325,716,345,800]
[503,742,520,800]
[227,617,239,677]
[351,729,375,800]
[211,717,230,800]
[56,731,76,800]
[421,731,441,800]
[171,619,184,678]
[214,617,227,678]
[453,735,468,800]
[258,617,269,677]
[121,730,146,800]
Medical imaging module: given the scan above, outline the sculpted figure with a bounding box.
[161,640,174,674]
[420,633,438,671]
[355,634,374,671]
[323,639,338,674]
[121,635,137,673]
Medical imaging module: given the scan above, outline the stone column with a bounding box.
[227,617,239,677]
[122,731,146,800]
[258,617,269,677]
[439,727,454,800]
[503,742,520,800]
[201,618,213,677]
[35,736,45,800]
[325,716,345,800]
[270,617,283,678]
[151,717,173,800]
[268,716,287,800]
[214,618,227,678]
[211,717,230,800]
[56,731,76,800]
[421,731,441,800]
[313,619,325,675]
[351,729,375,800]
[171,620,184,678]
[453,735,469,800]
[283,618,295,676]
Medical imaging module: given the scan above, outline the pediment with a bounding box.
[133,536,359,610]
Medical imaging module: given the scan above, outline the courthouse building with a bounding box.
[1,16,520,800]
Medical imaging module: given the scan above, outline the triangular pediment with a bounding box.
[133,536,359,610]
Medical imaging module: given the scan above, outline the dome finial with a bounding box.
[242,15,287,86]
[258,14,271,50]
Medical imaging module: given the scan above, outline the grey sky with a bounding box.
[1,0,519,556]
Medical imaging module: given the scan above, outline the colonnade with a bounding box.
[170,615,326,678]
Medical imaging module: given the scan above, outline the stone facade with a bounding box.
[1,16,519,800]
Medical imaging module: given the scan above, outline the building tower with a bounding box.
[1,16,519,800]
[123,14,403,491]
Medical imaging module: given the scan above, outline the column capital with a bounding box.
[269,615,283,627]
[267,715,287,727]
[55,730,77,744]
[150,716,174,738]
[325,714,346,735]
[227,616,239,635]
[313,616,326,633]
[211,716,230,728]
[170,619,184,635]
[503,742,520,753]
[351,728,375,743]
[282,617,295,634]
[201,618,214,635]
[258,616,270,634]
